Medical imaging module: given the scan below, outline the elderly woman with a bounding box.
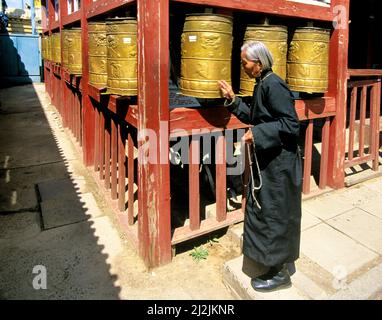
[219,41,302,292]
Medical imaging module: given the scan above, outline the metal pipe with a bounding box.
[30,0,36,35]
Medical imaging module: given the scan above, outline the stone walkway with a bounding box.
[0,84,238,299]
[224,177,382,299]
[1,83,381,300]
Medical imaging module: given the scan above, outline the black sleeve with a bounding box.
[251,81,299,150]
[226,96,252,125]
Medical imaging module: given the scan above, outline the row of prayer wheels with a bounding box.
[41,29,82,74]
[41,18,137,95]
[180,14,331,97]
[88,18,137,95]
[41,14,330,97]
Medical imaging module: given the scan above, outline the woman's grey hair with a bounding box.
[241,41,273,71]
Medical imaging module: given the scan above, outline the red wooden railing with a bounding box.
[345,70,382,171]
[40,0,351,267]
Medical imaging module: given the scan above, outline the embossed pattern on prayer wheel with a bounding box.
[47,35,52,61]
[67,28,82,75]
[41,36,48,60]
[62,30,69,68]
[106,18,137,96]
[239,25,288,96]
[89,22,107,87]
[180,14,233,98]
[52,32,61,64]
[286,27,330,93]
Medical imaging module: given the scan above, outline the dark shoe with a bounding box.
[251,266,291,292]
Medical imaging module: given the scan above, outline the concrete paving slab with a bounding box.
[301,211,322,231]
[329,263,382,300]
[0,211,40,240]
[40,192,103,230]
[302,193,354,220]
[301,224,378,275]
[326,208,382,254]
[0,218,121,299]
[292,269,329,300]
[88,216,122,266]
[0,162,70,190]
[40,199,88,230]
[0,186,38,212]
[38,178,87,202]
[356,197,382,219]
[227,223,243,249]
[361,178,382,195]
[222,255,308,300]
[337,184,382,207]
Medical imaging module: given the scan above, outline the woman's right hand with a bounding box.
[218,80,235,100]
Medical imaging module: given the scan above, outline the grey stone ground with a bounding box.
[1,83,382,300]
[0,84,238,299]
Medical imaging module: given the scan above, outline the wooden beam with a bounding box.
[216,133,227,222]
[173,0,334,21]
[137,0,172,267]
[348,69,382,77]
[81,0,95,166]
[303,120,313,194]
[319,117,330,189]
[326,0,350,189]
[87,0,135,19]
[189,137,200,231]
[171,210,244,245]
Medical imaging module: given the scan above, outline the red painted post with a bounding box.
[216,133,227,222]
[59,0,67,125]
[111,117,118,200]
[319,117,331,189]
[303,120,313,194]
[118,124,126,212]
[189,136,200,231]
[127,132,135,225]
[137,0,172,267]
[348,86,357,161]
[105,117,111,189]
[99,110,105,180]
[326,0,350,189]
[81,0,95,166]
[94,106,100,171]
[371,80,381,171]
[359,86,367,157]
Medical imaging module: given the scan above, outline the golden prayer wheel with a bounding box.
[46,35,52,61]
[180,14,233,98]
[239,24,288,96]
[67,28,82,75]
[41,36,47,60]
[286,27,330,93]
[62,29,69,68]
[88,22,107,87]
[106,18,137,96]
[52,32,61,64]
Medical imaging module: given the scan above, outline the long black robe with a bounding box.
[227,69,302,267]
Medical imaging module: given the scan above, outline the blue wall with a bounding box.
[0,33,41,86]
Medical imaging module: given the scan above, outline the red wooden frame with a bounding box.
[173,0,334,21]
[40,0,354,267]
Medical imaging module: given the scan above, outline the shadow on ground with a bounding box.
[0,84,121,299]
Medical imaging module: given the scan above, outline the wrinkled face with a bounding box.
[241,50,262,78]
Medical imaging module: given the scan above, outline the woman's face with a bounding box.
[241,50,262,78]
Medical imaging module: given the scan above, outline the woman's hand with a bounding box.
[242,129,254,145]
[218,80,235,100]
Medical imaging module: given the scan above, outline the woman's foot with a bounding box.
[251,265,291,292]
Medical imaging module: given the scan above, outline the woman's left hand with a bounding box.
[242,130,254,144]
